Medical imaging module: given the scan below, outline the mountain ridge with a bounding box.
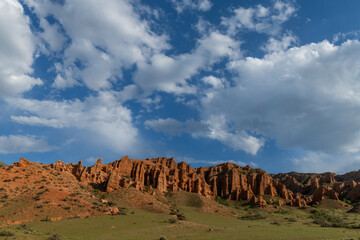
[1,156,359,224]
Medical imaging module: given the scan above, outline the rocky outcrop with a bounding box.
[275,170,360,204]
[49,156,308,206]
[312,186,339,204]
[273,172,336,196]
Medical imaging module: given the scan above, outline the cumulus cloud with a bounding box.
[8,91,140,153]
[201,40,360,154]
[262,32,298,52]
[222,0,296,35]
[24,0,168,90]
[204,115,265,155]
[171,0,212,13]
[144,116,264,155]
[0,0,42,97]
[202,75,226,89]
[0,135,54,154]
[134,31,237,95]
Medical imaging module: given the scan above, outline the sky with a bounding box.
[1,0,360,173]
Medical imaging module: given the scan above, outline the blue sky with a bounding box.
[1,0,360,173]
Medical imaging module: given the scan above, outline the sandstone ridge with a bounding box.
[50,156,311,207]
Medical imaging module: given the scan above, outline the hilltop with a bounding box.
[1,156,360,225]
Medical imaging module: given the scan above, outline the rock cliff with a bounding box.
[50,156,309,207]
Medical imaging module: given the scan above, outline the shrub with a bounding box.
[214,196,229,206]
[168,218,177,224]
[144,185,150,192]
[272,200,280,206]
[41,216,51,222]
[270,221,281,225]
[0,230,15,236]
[165,188,173,197]
[286,217,297,222]
[17,223,28,230]
[240,213,266,220]
[310,209,343,227]
[48,233,62,240]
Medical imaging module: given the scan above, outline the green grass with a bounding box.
[2,207,360,239]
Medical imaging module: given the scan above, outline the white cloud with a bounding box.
[144,116,264,155]
[262,32,298,52]
[222,0,296,35]
[204,115,265,155]
[171,0,212,13]
[290,151,360,174]
[0,0,42,97]
[134,31,237,95]
[201,40,360,154]
[38,17,67,52]
[0,135,54,154]
[8,91,140,153]
[202,76,226,89]
[24,0,168,91]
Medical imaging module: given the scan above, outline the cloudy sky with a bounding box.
[1,0,360,173]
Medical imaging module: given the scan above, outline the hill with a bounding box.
[0,156,359,226]
[0,161,8,167]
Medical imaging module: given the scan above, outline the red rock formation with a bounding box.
[49,156,301,205]
[312,186,339,204]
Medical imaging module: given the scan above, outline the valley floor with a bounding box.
[1,206,360,240]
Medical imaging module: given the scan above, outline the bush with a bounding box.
[41,216,51,222]
[168,218,177,224]
[240,213,267,220]
[214,196,229,206]
[165,188,173,197]
[0,230,15,236]
[286,217,297,222]
[310,209,343,227]
[48,233,62,240]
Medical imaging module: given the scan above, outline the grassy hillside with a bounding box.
[1,203,360,239]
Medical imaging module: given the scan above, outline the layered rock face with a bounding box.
[50,156,310,207]
[17,156,360,208]
[273,172,336,195]
[274,170,360,204]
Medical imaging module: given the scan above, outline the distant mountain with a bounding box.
[0,161,8,167]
